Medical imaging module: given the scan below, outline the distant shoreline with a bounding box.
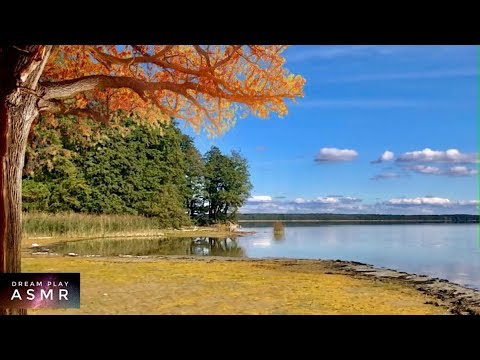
[238,213,479,224]
[238,219,478,224]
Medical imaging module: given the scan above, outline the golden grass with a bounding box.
[273,221,285,232]
[22,212,242,247]
[22,212,163,239]
[23,256,448,315]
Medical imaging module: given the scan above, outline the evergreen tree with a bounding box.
[203,146,252,223]
[23,116,252,227]
[180,134,206,222]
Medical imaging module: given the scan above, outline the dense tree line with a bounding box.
[22,115,252,227]
[238,213,479,223]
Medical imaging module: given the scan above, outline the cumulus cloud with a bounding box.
[458,200,479,206]
[397,148,478,164]
[407,164,477,176]
[446,166,478,177]
[240,195,478,215]
[371,150,394,164]
[247,195,273,203]
[315,197,339,204]
[294,196,336,205]
[387,197,451,206]
[371,172,400,180]
[242,195,364,214]
[378,196,479,215]
[315,148,358,163]
[293,198,307,204]
[336,196,362,204]
[293,196,361,205]
[411,165,442,175]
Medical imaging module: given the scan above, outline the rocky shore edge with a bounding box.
[286,258,480,315]
[146,256,480,315]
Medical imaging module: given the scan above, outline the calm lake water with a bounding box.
[239,224,480,290]
[51,223,480,290]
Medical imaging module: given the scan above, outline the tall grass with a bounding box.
[273,221,285,241]
[22,212,164,239]
[273,221,285,233]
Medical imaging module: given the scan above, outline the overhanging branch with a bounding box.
[39,75,285,105]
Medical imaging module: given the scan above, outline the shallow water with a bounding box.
[51,236,244,257]
[50,223,480,290]
[239,224,480,290]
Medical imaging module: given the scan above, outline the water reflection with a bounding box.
[273,231,285,242]
[273,221,285,242]
[52,237,245,257]
[190,237,245,257]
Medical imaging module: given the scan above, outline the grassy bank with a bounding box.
[22,212,242,245]
[24,256,448,315]
[23,212,163,238]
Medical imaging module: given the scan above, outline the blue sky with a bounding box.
[182,45,478,215]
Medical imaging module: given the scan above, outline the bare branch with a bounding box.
[41,75,169,100]
[213,45,242,69]
[87,46,240,94]
[193,45,212,68]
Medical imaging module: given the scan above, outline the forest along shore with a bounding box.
[22,254,480,315]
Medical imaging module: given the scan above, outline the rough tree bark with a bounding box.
[0,45,52,315]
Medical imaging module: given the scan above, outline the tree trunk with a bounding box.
[0,45,52,315]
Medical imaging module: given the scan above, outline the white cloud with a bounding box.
[315,148,358,163]
[411,165,442,175]
[397,148,478,164]
[371,150,394,164]
[242,195,364,214]
[371,172,401,180]
[387,197,451,206]
[339,196,362,203]
[407,164,477,176]
[315,197,339,204]
[447,166,478,177]
[458,200,479,206]
[380,150,394,162]
[240,195,479,215]
[293,196,360,205]
[247,195,272,202]
[379,197,479,214]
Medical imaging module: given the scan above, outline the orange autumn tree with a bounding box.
[0,45,304,279]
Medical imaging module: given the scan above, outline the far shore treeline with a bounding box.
[238,213,479,223]
[22,115,252,228]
